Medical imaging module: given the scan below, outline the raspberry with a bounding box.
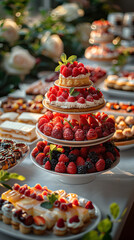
[60,203,68,211]
[97,89,103,98]
[70,149,80,156]
[92,94,99,100]
[24,189,31,197]
[72,67,80,77]
[13,183,20,191]
[43,145,50,156]
[59,154,69,163]
[85,201,94,209]
[57,218,65,228]
[95,127,103,138]
[75,129,85,141]
[44,161,51,170]
[36,153,46,165]
[51,127,63,139]
[61,91,68,99]
[78,67,86,74]
[36,141,46,151]
[77,97,86,104]
[76,92,84,100]
[86,95,94,102]
[80,147,88,158]
[45,111,53,120]
[47,91,51,98]
[89,86,97,94]
[95,159,105,171]
[77,62,84,68]
[106,117,115,126]
[67,96,76,102]
[34,184,42,190]
[72,199,79,206]
[79,116,88,126]
[31,147,39,158]
[36,194,44,201]
[38,118,49,128]
[60,64,66,74]
[54,200,61,208]
[55,162,66,173]
[73,61,78,67]
[69,215,79,223]
[58,96,65,102]
[106,152,115,162]
[76,156,85,166]
[67,162,77,174]
[86,129,97,140]
[72,125,81,133]
[62,66,72,77]
[63,128,74,140]
[49,94,56,102]
[51,88,58,96]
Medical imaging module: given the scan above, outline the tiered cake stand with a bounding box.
[31,78,120,184]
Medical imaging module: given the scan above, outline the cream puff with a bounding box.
[123,128,133,138]
[67,215,84,234]
[125,116,134,125]
[53,218,67,236]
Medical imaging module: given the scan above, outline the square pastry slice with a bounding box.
[0,112,19,123]
[18,112,43,125]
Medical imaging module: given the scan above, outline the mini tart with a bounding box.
[116,116,125,124]
[105,75,118,87]
[67,217,84,234]
[125,116,134,125]
[53,222,67,236]
[123,128,133,138]
[113,130,125,140]
[58,73,92,87]
[117,121,127,130]
[43,99,105,113]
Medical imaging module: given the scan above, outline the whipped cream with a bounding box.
[12,208,20,223]
[2,203,14,218]
[88,207,95,216]
[79,198,87,207]
[60,73,90,79]
[67,217,83,229]
[33,223,46,231]
[54,223,67,231]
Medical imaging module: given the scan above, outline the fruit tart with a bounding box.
[0,183,99,236]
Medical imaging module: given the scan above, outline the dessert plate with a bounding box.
[36,124,114,147]
[31,154,120,184]
[0,203,101,240]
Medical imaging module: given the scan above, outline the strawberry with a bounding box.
[103,130,110,137]
[100,113,108,121]
[58,96,65,102]
[45,111,53,120]
[56,218,65,228]
[63,128,74,140]
[33,216,46,225]
[76,156,85,166]
[60,203,68,211]
[30,192,36,199]
[73,126,81,133]
[106,117,115,126]
[38,117,49,128]
[49,94,56,102]
[75,129,85,141]
[36,194,44,201]
[67,162,77,174]
[13,183,20,191]
[77,97,86,104]
[83,124,90,134]
[31,147,39,158]
[86,95,94,102]
[106,152,115,162]
[62,66,72,77]
[36,153,45,165]
[85,201,94,209]
[77,62,84,68]
[53,116,63,125]
[43,123,53,136]
[55,162,66,173]
[79,116,88,126]
[59,154,69,163]
[60,64,66,74]
[72,67,80,77]
[67,96,76,102]
[97,89,103,98]
[44,161,51,170]
[70,149,80,156]
[61,91,68,99]
[86,129,97,140]
[114,147,120,158]
[89,86,97,94]
[80,147,88,158]
[95,127,103,138]
[88,115,99,128]
[72,199,79,206]
[70,119,79,127]
[51,127,63,139]
[95,159,105,171]
[76,92,84,100]
[37,141,47,152]
[92,94,99,100]
[57,90,63,97]
[43,145,50,156]
[34,184,42,190]
[51,88,58,96]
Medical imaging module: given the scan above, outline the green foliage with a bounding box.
[64,119,73,129]
[69,87,79,97]
[41,193,59,209]
[82,203,126,240]
[55,53,77,72]
[0,170,25,189]
[47,144,63,160]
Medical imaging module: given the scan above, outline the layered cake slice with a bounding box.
[18,112,44,125]
[0,121,37,142]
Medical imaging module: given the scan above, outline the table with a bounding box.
[0,142,134,240]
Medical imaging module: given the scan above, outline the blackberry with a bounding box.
[65,162,69,167]
[51,150,60,159]
[85,161,94,170]
[68,154,77,162]
[51,159,58,170]
[105,158,113,169]
[57,152,62,159]
[77,165,87,174]
[43,157,49,165]
[88,152,99,164]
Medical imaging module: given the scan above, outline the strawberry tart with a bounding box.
[90,29,114,44]
[85,46,119,61]
[91,20,112,30]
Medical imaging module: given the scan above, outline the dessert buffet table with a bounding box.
[0,143,134,240]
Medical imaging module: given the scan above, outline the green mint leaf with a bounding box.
[71,91,79,97]
[60,53,67,62]
[0,170,5,180]
[67,55,77,63]
[57,147,63,152]
[55,65,61,72]
[82,230,99,240]
[110,203,120,219]
[97,218,112,233]
[58,61,62,65]
[69,87,74,95]
[50,144,57,152]
[0,183,12,190]
[64,119,73,129]
[40,201,53,209]
[47,193,59,205]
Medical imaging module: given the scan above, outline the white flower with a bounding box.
[41,33,64,62]
[3,46,36,75]
[0,19,19,44]
[51,3,84,22]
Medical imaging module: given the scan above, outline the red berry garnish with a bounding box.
[58,96,65,102]
[63,128,74,140]
[60,203,68,211]
[43,123,53,136]
[54,200,61,208]
[95,159,105,171]
[86,95,94,102]
[67,96,76,102]
[61,91,68,99]
[85,201,94,209]
[57,218,65,228]
[62,66,72,77]
[24,189,31,197]
[69,215,79,223]
[37,141,46,151]
[44,161,51,170]
[13,183,20,191]
[76,156,85,166]
[72,199,79,206]
[34,184,42,191]
[59,154,69,163]
[72,67,80,77]
[86,128,97,140]
[31,147,39,158]
[75,129,85,141]
[70,149,80,156]
[30,192,36,199]
[36,194,44,201]
[67,162,77,174]
[43,145,50,156]
[60,64,66,74]
[49,94,56,102]
[36,153,45,165]
[55,162,66,173]
[38,117,49,128]
[77,97,86,104]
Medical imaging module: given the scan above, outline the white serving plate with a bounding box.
[117,143,134,151]
[31,154,120,184]
[0,203,101,240]
[36,124,114,147]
